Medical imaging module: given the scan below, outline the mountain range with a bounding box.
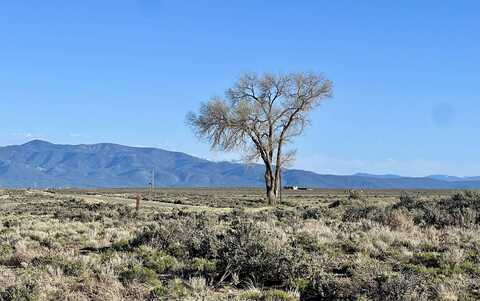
[0,140,479,189]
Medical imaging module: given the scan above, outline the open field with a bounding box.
[1,188,480,300]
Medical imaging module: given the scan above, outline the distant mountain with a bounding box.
[427,175,480,182]
[0,140,479,189]
[353,173,403,179]
[427,175,465,182]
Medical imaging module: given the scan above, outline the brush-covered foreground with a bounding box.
[0,189,480,300]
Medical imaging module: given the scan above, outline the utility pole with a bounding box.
[151,168,155,201]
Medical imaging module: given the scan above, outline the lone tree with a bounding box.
[187,72,332,205]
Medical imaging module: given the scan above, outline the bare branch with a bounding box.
[187,72,333,205]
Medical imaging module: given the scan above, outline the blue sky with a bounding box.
[0,1,478,176]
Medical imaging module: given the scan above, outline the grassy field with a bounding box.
[0,188,479,300]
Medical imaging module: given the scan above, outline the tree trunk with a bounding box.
[267,187,277,205]
[265,170,281,206]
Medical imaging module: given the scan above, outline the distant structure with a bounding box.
[284,186,312,191]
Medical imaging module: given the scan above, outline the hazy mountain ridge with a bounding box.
[0,140,479,189]
[426,175,480,182]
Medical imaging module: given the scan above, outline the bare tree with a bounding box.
[187,72,332,205]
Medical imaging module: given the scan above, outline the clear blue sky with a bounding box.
[1,1,478,176]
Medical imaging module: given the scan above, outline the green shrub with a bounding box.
[240,289,299,301]
[119,264,158,285]
[191,257,216,273]
[130,212,221,259]
[168,278,187,298]
[293,232,323,253]
[3,219,21,228]
[411,252,442,268]
[0,282,39,301]
[348,190,362,200]
[217,218,301,286]
[150,283,168,299]
[0,244,13,258]
[139,246,178,274]
[31,256,85,277]
[343,206,386,223]
[131,214,310,288]
[240,290,263,300]
[302,207,324,220]
[263,289,299,301]
[344,191,480,229]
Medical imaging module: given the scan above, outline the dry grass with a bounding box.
[0,189,479,300]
